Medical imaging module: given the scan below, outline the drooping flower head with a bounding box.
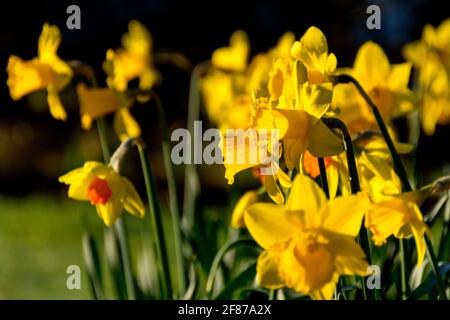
[76,83,140,141]
[333,41,416,133]
[7,23,73,120]
[403,18,450,135]
[59,161,145,226]
[103,20,158,94]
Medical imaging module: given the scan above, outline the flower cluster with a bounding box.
[202,25,449,299]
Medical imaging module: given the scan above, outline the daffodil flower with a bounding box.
[201,31,295,131]
[212,30,250,72]
[245,175,370,299]
[221,127,292,204]
[76,83,140,141]
[333,41,416,133]
[103,20,158,96]
[59,161,145,227]
[403,19,450,135]
[7,23,73,120]
[291,26,337,84]
[366,192,430,267]
[253,63,344,170]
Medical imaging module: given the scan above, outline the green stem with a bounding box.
[318,158,330,198]
[182,62,209,233]
[399,239,410,299]
[323,117,375,300]
[152,93,186,297]
[205,238,256,299]
[136,141,173,299]
[96,118,136,300]
[336,74,447,300]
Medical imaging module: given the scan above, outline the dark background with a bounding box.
[1,0,449,196]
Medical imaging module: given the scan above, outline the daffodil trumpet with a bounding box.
[331,74,447,300]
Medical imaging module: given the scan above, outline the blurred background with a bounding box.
[0,0,449,299]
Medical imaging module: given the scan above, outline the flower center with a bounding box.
[87,177,112,205]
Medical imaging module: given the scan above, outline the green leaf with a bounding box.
[409,263,450,300]
[214,263,257,300]
[82,232,104,300]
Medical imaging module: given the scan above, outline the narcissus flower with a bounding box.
[59,161,145,227]
[291,26,337,84]
[366,192,430,267]
[7,23,73,120]
[403,18,450,135]
[103,20,158,95]
[245,175,370,299]
[76,83,140,141]
[211,30,249,72]
[333,41,416,133]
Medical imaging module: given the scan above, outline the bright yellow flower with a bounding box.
[103,20,158,94]
[76,84,140,142]
[7,23,73,120]
[201,32,295,131]
[403,19,450,135]
[253,61,344,170]
[366,193,431,267]
[291,26,337,84]
[245,175,370,299]
[333,41,416,133]
[212,30,249,72]
[59,161,145,227]
[221,126,292,204]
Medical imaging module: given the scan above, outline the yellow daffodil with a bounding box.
[291,26,337,84]
[333,41,416,133]
[212,30,249,72]
[7,23,73,120]
[366,192,431,267]
[201,31,295,131]
[403,19,450,135]
[59,161,145,227]
[103,20,158,95]
[253,60,344,169]
[221,127,292,204]
[245,175,370,299]
[76,83,140,141]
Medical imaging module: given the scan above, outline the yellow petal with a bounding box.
[7,56,54,100]
[327,163,339,199]
[320,193,370,236]
[38,23,62,63]
[231,190,259,228]
[291,26,328,71]
[47,91,67,121]
[307,116,344,157]
[121,177,145,218]
[387,63,412,90]
[286,175,327,228]
[77,84,130,128]
[114,108,142,141]
[256,250,284,289]
[301,82,333,118]
[212,30,249,72]
[96,196,123,227]
[309,273,339,300]
[354,41,390,89]
[245,203,296,249]
[263,174,284,205]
